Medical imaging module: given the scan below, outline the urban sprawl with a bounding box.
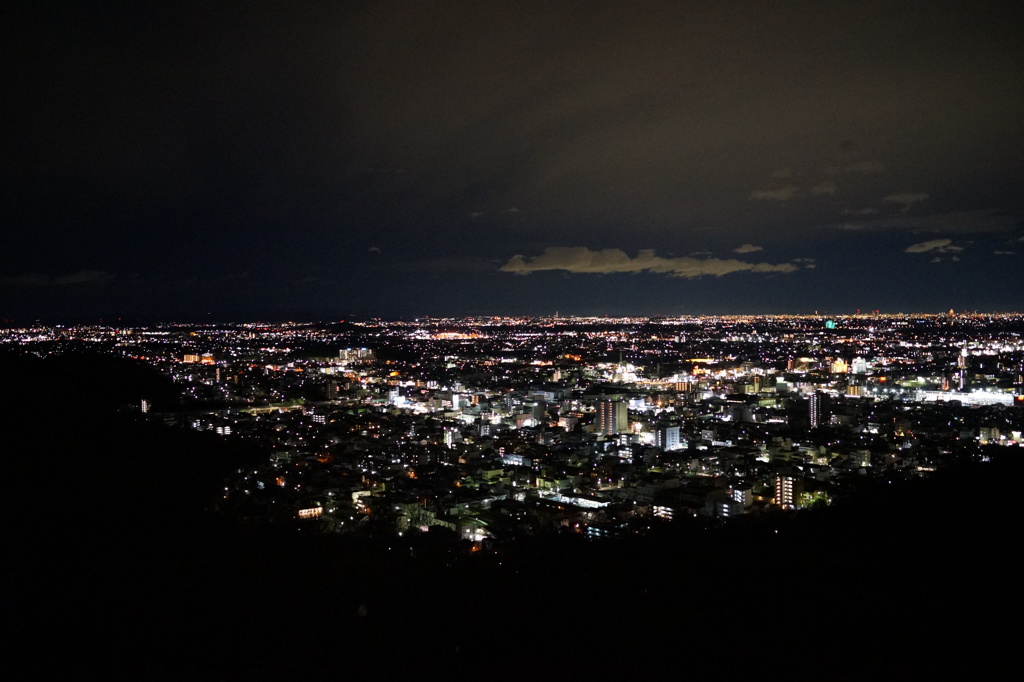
[8,313,1023,543]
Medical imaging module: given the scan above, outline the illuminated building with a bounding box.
[656,425,681,450]
[774,474,803,509]
[596,399,627,435]
[809,391,824,428]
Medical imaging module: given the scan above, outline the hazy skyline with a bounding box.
[3,1,1023,320]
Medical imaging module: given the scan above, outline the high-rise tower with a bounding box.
[809,391,824,428]
[596,399,627,435]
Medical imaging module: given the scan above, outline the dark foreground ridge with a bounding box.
[2,351,1016,679]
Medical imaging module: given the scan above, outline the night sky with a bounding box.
[4,1,1023,321]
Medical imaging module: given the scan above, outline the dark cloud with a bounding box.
[834,208,1020,234]
[826,159,887,175]
[905,239,963,254]
[500,247,801,278]
[2,1,1023,317]
[811,181,838,196]
[3,270,116,289]
[750,186,800,202]
[884,192,930,214]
